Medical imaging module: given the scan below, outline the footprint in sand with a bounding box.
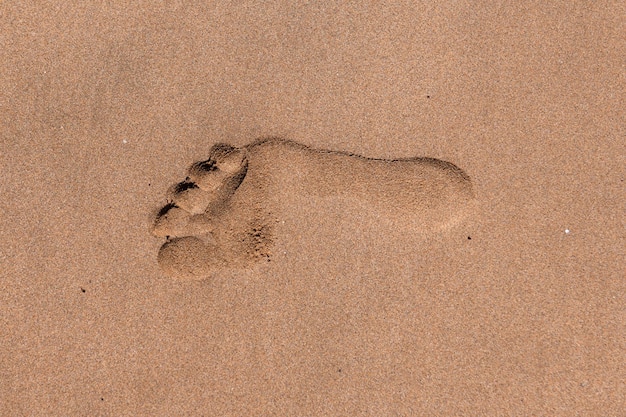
[152,138,475,280]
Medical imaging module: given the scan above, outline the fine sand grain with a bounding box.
[1,1,623,416]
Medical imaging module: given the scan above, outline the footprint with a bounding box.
[152,138,475,280]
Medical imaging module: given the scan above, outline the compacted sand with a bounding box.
[1,2,623,416]
[153,138,475,279]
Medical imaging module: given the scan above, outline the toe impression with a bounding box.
[157,237,223,280]
[167,182,214,215]
[217,148,246,175]
[187,146,247,192]
[153,205,192,238]
[187,163,227,192]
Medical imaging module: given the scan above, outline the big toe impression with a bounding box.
[157,237,221,280]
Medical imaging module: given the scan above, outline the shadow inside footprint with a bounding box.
[152,138,475,280]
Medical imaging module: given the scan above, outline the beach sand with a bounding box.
[1,1,624,415]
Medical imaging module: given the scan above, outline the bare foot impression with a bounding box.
[152,138,475,280]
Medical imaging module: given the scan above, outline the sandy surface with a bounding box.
[1,1,624,415]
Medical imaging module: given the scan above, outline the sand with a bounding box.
[1,1,624,415]
[154,138,475,279]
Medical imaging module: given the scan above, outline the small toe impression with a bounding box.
[157,237,222,280]
[187,162,225,192]
[153,204,192,238]
[215,147,247,175]
[187,144,248,191]
[208,143,239,163]
[167,181,213,215]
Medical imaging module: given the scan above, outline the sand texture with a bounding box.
[1,1,624,416]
